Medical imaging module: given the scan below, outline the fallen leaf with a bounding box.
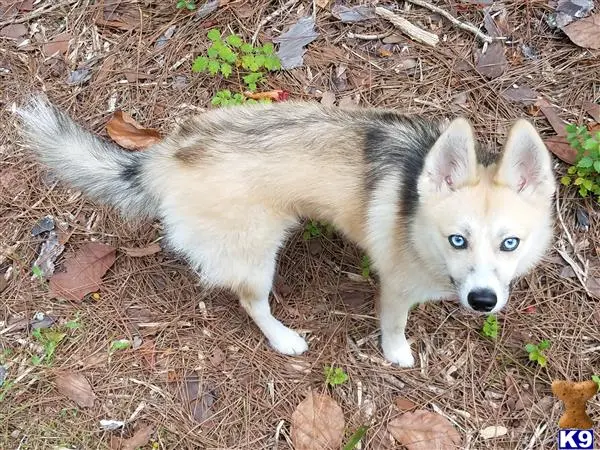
[49,242,116,301]
[273,16,319,70]
[32,230,65,279]
[96,0,141,30]
[544,135,577,164]
[501,86,539,105]
[586,276,600,298]
[42,32,72,57]
[576,207,590,231]
[320,91,336,107]
[195,0,219,19]
[395,397,417,412]
[66,68,92,85]
[331,4,376,22]
[109,423,154,450]
[563,13,600,49]
[244,90,290,102]
[383,34,403,44]
[208,347,225,366]
[291,391,345,450]
[480,425,508,439]
[316,0,330,8]
[536,98,566,135]
[483,7,509,37]
[55,371,96,408]
[17,0,34,11]
[0,23,27,39]
[583,101,600,122]
[31,215,55,236]
[388,409,462,450]
[475,42,507,79]
[106,111,162,151]
[556,0,594,29]
[121,243,161,257]
[178,373,217,423]
[395,58,418,71]
[100,419,125,431]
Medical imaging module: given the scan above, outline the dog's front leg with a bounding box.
[379,280,415,367]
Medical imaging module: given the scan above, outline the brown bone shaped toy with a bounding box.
[552,380,598,429]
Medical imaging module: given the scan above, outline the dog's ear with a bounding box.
[418,117,478,195]
[495,119,556,199]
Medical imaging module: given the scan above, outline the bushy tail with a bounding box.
[17,95,158,218]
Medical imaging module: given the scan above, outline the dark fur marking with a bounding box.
[174,145,204,165]
[120,154,144,189]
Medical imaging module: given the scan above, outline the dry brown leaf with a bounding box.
[501,86,539,106]
[55,371,96,408]
[475,42,507,79]
[244,90,289,102]
[0,24,27,39]
[42,32,72,57]
[120,243,161,257]
[388,409,462,450]
[208,347,225,366]
[178,373,217,423]
[583,101,600,122]
[106,111,162,151]
[110,423,154,450]
[536,99,566,136]
[395,397,417,412]
[291,391,345,450]
[316,0,330,9]
[563,13,600,50]
[544,135,577,164]
[49,242,116,301]
[96,0,141,30]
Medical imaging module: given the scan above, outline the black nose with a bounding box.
[467,288,497,312]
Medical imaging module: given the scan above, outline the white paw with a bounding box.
[267,326,308,356]
[382,339,415,367]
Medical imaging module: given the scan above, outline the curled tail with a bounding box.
[17,95,158,219]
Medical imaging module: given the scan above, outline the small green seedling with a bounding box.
[324,365,349,387]
[31,328,66,365]
[360,255,371,279]
[64,313,82,330]
[560,123,600,200]
[303,220,334,241]
[176,0,196,10]
[342,425,368,450]
[482,315,499,340]
[525,339,550,367]
[109,339,131,353]
[592,375,600,391]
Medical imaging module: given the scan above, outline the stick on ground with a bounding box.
[375,7,439,47]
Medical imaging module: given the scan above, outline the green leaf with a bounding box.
[583,138,598,151]
[583,179,593,190]
[578,156,594,168]
[264,55,281,71]
[560,176,571,186]
[343,426,368,450]
[186,1,196,10]
[567,166,577,175]
[192,56,209,72]
[538,339,550,350]
[261,42,275,55]
[226,34,243,48]
[207,46,219,58]
[208,59,221,75]
[110,339,131,352]
[32,265,43,279]
[592,375,600,391]
[220,62,232,78]
[240,43,254,54]
[31,355,42,366]
[574,177,585,185]
[211,96,222,106]
[579,186,588,197]
[360,255,370,279]
[207,29,221,42]
[254,54,266,68]
[524,343,536,354]
[593,161,600,173]
[482,315,499,339]
[536,355,547,367]
[324,366,349,386]
[565,123,577,134]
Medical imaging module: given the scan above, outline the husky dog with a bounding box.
[17,96,556,367]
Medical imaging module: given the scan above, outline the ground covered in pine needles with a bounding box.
[1,0,600,449]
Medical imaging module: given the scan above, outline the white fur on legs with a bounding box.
[379,284,415,367]
[240,292,308,355]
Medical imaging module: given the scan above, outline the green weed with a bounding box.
[560,123,600,200]
[109,339,131,353]
[192,29,281,106]
[324,365,349,387]
[525,339,550,367]
[303,220,334,241]
[176,0,196,10]
[31,328,66,365]
[360,255,371,279]
[482,315,499,340]
[343,425,368,450]
[592,375,600,391]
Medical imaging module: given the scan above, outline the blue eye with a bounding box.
[500,237,520,251]
[448,234,467,249]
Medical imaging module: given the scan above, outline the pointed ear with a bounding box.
[495,119,556,199]
[418,117,478,195]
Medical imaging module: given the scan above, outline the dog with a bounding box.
[17,96,556,367]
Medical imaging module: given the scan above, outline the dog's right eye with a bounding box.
[448,234,468,249]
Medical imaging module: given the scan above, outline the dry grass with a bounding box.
[1,0,600,449]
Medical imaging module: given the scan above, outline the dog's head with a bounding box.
[413,118,556,314]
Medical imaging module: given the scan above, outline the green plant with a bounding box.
[525,339,550,367]
[303,220,334,240]
[31,328,66,365]
[343,425,368,450]
[360,255,371,279]
[192,29,281,105]
[482,315,499,340]
[560,123,600,200]
[592,375,600,391]
[324,365,349,387]
[65,312,82,330]
[109,339,131,353]
[176,0,196,10]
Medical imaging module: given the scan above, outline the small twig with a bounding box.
[406,0,501,44]
[347,31,392,41]
[375,7,439,47]
[0,0,79,27]
[251,0,299,45]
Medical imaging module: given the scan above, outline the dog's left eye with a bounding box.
[500,237,520,251]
